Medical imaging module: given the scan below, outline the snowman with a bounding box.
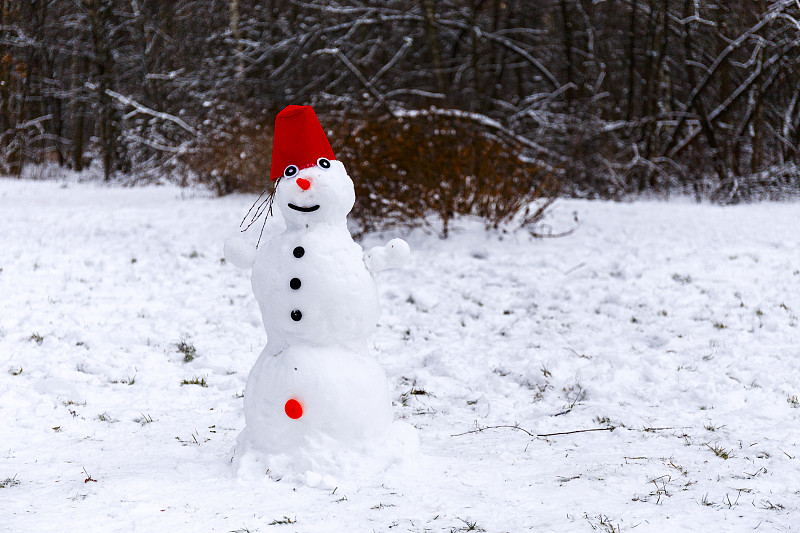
[225,106,412,478]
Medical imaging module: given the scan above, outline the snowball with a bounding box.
[224,236,256,269]
[364,238,411,272]
[241,343,393,455]
[304,471,322,487]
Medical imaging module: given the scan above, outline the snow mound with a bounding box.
[234,420,420,488]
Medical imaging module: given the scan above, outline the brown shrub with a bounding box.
[331,113,559,237]
[190,113,559,237]
[186,124,273,196]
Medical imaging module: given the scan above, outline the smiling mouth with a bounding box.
[288,203,320,213]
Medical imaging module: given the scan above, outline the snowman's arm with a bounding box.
[364,238,410,273]
[224,236,257,269]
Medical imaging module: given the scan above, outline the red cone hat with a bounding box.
[270,105,336,181]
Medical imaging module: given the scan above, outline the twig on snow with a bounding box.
[451,424,615,438]
[563,262,586,275]
[452,424,692,439]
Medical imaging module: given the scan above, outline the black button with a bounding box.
[293,246,305,258]
[290,278,301,290]
[291,310,302,321]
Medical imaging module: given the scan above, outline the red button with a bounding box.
[285,398,303,419]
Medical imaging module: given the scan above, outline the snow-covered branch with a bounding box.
[86,83,195,136]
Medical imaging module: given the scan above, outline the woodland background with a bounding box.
[2,0,800,228]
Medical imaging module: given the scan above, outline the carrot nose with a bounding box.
[296,178,311,191]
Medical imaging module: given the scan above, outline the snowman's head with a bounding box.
[267,106,356,227]
[274,158,356,226]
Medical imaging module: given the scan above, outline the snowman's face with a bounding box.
[275,159,356,226]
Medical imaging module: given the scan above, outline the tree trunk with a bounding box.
[419,0,447,99]
[681,0,727,183]
[85,0,119,181]
[71,54,87,171]
[230,0,245,90]
[560,0,574,108]
[625,0,637,121]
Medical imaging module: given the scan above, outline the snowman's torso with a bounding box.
[252,223,379,354]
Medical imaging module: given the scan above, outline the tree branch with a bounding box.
[86,82,195,135]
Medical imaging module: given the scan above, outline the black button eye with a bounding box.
[284,165,298,177]
[317,158,331,169]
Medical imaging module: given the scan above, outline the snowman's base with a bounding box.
[233,420,419,487]
[234,342,415,485]
[240,344,396,451]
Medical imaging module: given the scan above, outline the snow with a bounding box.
[1,178,799,531]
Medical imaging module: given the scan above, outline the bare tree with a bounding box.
[0,0,798,200]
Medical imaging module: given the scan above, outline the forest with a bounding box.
[2,0,800,209]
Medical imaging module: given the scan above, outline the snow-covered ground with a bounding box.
[1,178,799,532]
